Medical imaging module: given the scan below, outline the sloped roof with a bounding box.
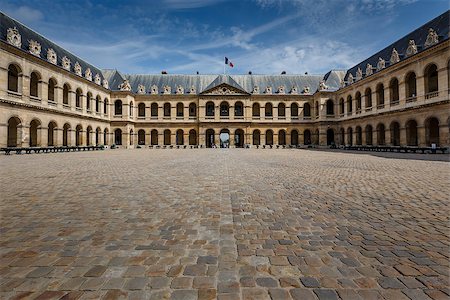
[202,75,249,94]
[345,10,449,82]
[0,12,106,86]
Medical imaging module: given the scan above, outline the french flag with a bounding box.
[225,57,234,68]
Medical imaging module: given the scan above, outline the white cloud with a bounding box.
[3,5,43,23]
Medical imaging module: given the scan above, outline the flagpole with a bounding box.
[223,57,226,75]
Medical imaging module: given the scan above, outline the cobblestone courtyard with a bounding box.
[0,149,449,300]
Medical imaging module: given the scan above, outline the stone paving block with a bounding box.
[289,288,316,300]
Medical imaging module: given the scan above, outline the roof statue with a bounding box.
[406,40,418,57]
[7,27,21,48]
[377,57,385,71]
[85,68,92,81]
[28,40,41,57]
[347,73,354,84]
[118,79,131,91]
[390,48,400,65]
[47,48,57,65]
[62,56,71,71]
[355,68,363,81]
[365,63,373,76]
[74,62,82,76]
[94,73,101,85]
[137,84,146,94]
[318,80,328,91]
[424,28,439,48]
[102,78,109,89]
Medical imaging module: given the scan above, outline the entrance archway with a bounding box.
[406,120,418,146]
[48,121,57,146]
[7,117,21,147]
[235,129,244,147]
[219,129,230,148]
[291,130,299,146]
[63,123,70,146]
[206,129,215,148]
[326,128,335,145]
[425,117,439,146]
[30,119,40,147]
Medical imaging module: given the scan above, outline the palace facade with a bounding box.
[1,11,449,149]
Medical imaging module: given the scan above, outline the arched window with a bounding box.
[406,120,418,146]
[252,130,260,145]
[164,129,171,145]
[278,130,286,145]
[176,129,184,145]
[63,84,70,105]
[303,103,311,118]
[339,98,344,115]
[206,101,215,117]
[405,72,417,100]
[389,78,399,105]
[390,121,400,146]
[265,103,273,117]
[8,64,21,93]
[189,103,197,117]
[104,98,109,114]
[114,129,122,145]
[220,101,229,117]
[265,130,273,145]
[278,103,286,117]
[86,92,92,111]
[138,103,146,117]
[234,101,244,117]
[326,99,334,116]
[95,96,101,112]
[151,103,158,117]
[304,129,311,145]
[138,129,145,145]
[365,88,372,109]
[252,103,260,117]
[48,78,57,102]
[347,95,353,114]
[130,101,134,117]
[376,124,385,145]
[164,103,171,117]
[291,129,299,145]
[114,100,122,115]
[30,72,40,98]
[425,117,440,146]
[376,83,385,108]
[176,103,184,117]
[355,92,362,112]
[290,103,298,118]
[365,125,373,145]
[75,89,83,108]
[424,64,438,96]
[151,129,158,145]
[189,129,197,145]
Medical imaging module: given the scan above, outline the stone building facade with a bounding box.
[1,11,449,149]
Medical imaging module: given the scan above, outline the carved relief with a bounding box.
[204,86,238,95]
[277,86,285,94]
[264,86,272,94]
[137,84,146,94]
[290,86,298,94]
[47,48,57,65]
[163,85,171,94]
[94,73,101,85]
[85,68,92,81]
[118,79,132,91]
[390,48,400,65]
[377,57,385,71]
[176,85,184,94]
[151,85,158,94]
[303,86,310,94]
[189,86,196,94]
[7,27,21,48]
[28,40,41,57]
[355,68,363,81]
[347,73,354,84]
[102,78,109,89]
[365,63,373,76]
[405,40,418,57]
[252,86,259,94]
[424,28,439,48]
[62,56,71,71]
[74,62,82,76]
[318,80,328,91]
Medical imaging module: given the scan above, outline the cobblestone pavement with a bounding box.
[0,149,449,300]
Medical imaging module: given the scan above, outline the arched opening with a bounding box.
[151,129,158,145]
[220,102,229,117]
[252,129,260,145]
[389,78,399,104]
[76,125,83,146]
[114,128,122,145]
[265,103,273,117]
[355,126,362,145]
[291,130,299,145]
[339,98,344,115]
[365,88,372,108]
[176,129,184,145]
[48,121,57,146]
[355,92,362,111]
[219,129,230,148]
[176,103,184,117]
[406,120,418,146]
[86,92,92,111]
[95,96,100,112]
[390,122,400,146]
[138,129,146,145]
[278,103,286,118]
[189,129,197,145]
[104,98,109,115]
[138,103,146,117]
[29,119,40,147]
[151,103,158,117]
[7,117,21,147]
[314,129,319,144]
[63,124,71,146]
[63,84,70,105]
[252,103,260,117]
[206,102,215,117]
[235,129,244,147]
[424,64,438,94]
[48,78,57,102]
[303,103,311,118]
[365,125,373,145]
[189,103,197,117]
[326,99,334,116]
[425,117,440,146]
[339,128,345,145]
[104,128,109,145]
[376,123,385,145]
[129,101,134,117]
[291,103,299,118]
[278,130,286,145]
[164,129,171,145]
[206,129,215,148]
[75,89,83,108]
[347,95,353,114]
[95,127,101,145]
[265,129,273,145]
[304,129,311,145]
[114,99,123,115]
[8,64,21,92]
[347,128,353,145]
[235,101,244,117]
[326,129,335,145]
[86,126,92,146]
[376,83,385,108]
[30,71,40,98]
[405,72,417,99]
[129,129,134,145]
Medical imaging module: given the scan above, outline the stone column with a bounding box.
[20,125,30,147]
[40,125,48,147]
[417,125,426,147]
[0,123,8,148]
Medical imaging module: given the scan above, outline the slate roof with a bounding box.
[0,12,105,86]
[344,10,449,83]
[202,74,249,94]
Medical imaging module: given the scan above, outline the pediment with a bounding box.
[201,83,249,95]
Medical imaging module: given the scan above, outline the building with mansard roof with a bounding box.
[0,11,449,148]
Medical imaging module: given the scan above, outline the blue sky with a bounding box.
[1,0,447,75]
